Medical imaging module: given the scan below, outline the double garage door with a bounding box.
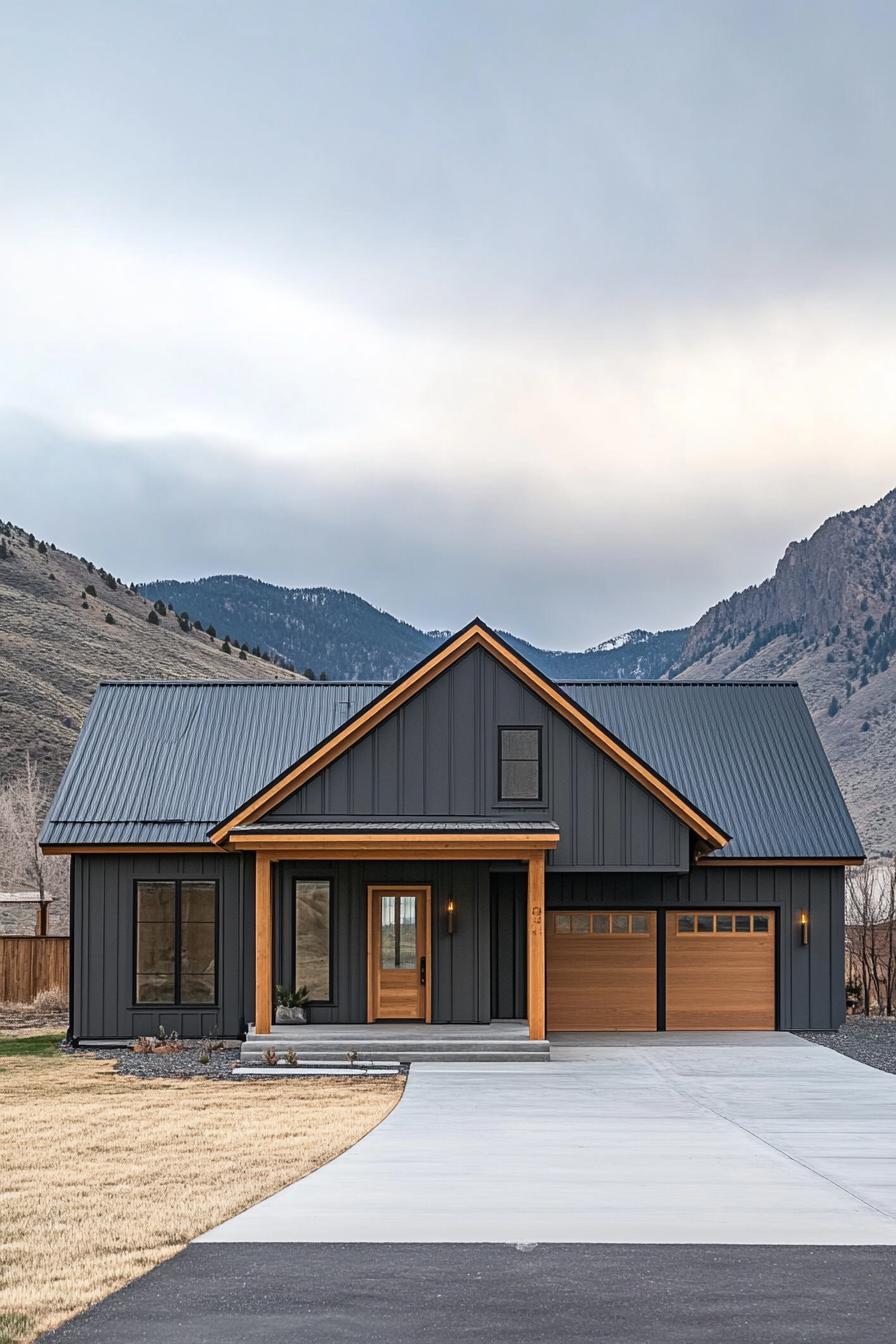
[546,909,775,1031]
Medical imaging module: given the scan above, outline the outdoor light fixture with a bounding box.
[446,898,456,936]
[800,909,809,945]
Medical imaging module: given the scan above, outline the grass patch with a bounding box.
[0,1051,403,1343]
[0,1034,64,1058]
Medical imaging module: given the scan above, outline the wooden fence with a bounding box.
[0,936,69,1003]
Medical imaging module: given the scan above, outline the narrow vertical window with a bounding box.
[295,879,332,1001]
[179,881,217,1003]
[135,879,217,1004]
[499,727,541,801]
[135,881,176,1003]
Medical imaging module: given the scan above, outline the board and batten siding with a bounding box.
[274,860,492,1026]
[70,853,252,1040]
[490,865,846,1031]
[267,646,690,871]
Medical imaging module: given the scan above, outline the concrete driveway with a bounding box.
[201,1033,896,1245]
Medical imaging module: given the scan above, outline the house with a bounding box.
[0,890,52,937]
[40,620,863,1054]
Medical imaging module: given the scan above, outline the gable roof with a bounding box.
[208,622,729,849]
[39,627,864,862]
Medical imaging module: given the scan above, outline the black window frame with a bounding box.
[132,877,219,1008]
[497,724,543,802]
[293,876,335,1006]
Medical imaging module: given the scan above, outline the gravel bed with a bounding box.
[798,1016,896,1076]
[68,1042,242,1080]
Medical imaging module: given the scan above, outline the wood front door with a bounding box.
[367,886,431,1022]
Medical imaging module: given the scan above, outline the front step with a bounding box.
[241,1034,550,1065]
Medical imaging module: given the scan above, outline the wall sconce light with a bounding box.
[800,909,809,946]
[446,898,456,936]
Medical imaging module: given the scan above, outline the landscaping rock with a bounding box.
[798,1016,896,1076]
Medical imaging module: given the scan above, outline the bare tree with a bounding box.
[845,860,896,1015]
[0,754,68,935]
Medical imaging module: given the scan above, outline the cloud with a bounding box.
[1,4,896,645]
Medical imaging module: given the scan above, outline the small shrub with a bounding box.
[81,601,89,609]
[262,1047,278,1066]
[105,613,115,625]
[85,583,96,597]
[197,1049,210,1065]
[147,609,159,625]
[133,1036,156,1054]
[32,985,67,1013]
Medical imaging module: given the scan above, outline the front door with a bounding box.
[367,886,431,1021]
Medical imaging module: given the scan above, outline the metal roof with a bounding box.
[41,676,863,860]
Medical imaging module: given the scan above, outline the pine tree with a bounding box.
[37,539,47,554]
[147,610,160,625]
[85,584,97,597]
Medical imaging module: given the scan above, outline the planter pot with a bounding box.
[275,1006,307,1026]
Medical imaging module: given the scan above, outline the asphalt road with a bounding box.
[39,1243,896,1343]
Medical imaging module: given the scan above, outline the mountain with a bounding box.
[671,488,896,856]
[137,574,686,682]
[0,521,299,790]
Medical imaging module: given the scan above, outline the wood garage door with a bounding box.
[665,910,775,1030]
[546,910,657,1031]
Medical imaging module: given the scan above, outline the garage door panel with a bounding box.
[547,911,656,1031]
[665,910,775,1030]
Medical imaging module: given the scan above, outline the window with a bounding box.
[295,879,332,1001]
[677,912,771,935]
[552,911,651,936]
[499,727,541,801]
[135,880,216,1005]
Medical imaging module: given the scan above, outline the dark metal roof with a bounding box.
[41,677,863,860]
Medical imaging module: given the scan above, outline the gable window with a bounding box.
[499,726,542,801]
[295,879,332,1002]
[135,880,217,1004]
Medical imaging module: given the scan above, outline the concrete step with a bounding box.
[246,1035,547,1051]
[240,1047,549,1064]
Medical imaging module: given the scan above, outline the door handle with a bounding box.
[419,956,426,986]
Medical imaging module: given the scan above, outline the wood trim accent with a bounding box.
[210,622,729,849]
[227,831,560,861]
[366,885,432,1024]
[527,852,546,1041]
[697,858,863,868]
[254,854,273,1035]
[41,845,218,855]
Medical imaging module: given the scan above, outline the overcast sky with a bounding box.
[2,1,895,648]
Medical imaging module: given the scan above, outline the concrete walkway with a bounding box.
[199,1034,896,1245]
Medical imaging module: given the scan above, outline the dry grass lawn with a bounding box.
[0,1047,403,1344]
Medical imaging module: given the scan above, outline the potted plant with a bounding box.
[275,983,310,1025]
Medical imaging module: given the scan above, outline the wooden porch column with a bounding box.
[527,851,546,1041]
[254,853,273,1034]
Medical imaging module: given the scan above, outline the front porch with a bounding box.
[245,825,559,1045]
[241,1020,550,1064]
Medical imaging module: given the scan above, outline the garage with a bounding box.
[546,910,657,1031]
[546,908,776,1032]
[665,910,776,1030]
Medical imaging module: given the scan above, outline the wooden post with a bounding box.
[255,853,273,1034]
[527,851,546,1041]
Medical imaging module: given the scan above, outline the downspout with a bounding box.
[66,857,76,1045]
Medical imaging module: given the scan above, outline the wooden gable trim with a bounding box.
[209,621,730,850]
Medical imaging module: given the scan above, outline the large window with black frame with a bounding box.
[134,879,217,1004]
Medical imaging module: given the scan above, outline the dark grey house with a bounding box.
[41,620,863,1051]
